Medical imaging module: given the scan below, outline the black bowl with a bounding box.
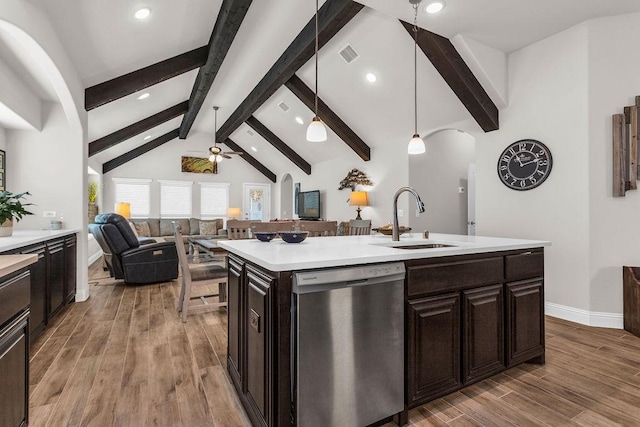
[279,231,309,243]
[254,232,277,242]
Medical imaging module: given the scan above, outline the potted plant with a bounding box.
[0,191,34,237]
[88,181,99,222]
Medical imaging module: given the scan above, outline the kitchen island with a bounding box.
[218,233,550,426]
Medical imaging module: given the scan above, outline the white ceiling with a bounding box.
[3,0,640,175]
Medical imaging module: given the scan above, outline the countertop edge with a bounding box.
[0,254,38,277]
[0,229,80,253]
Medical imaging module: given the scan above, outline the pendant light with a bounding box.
[306,0,327,142]
[408,0,426,155]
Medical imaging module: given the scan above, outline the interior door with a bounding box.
[243,183,271,221]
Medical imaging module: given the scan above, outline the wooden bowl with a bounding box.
[373,226,411,236]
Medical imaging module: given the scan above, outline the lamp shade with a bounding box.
[408,134,426,154]
[349,191,369,207]
[306,117,327,142]
[227,207,241,218]
[114,202,131,219]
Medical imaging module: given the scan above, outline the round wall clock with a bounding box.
[497,139,552,191]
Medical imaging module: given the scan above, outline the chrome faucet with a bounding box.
[392,186,425,241]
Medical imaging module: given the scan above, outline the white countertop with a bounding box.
[0,229,79,253]
[0,254,38,277]
[217,233,551,272]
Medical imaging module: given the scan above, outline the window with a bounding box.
[159,180,193,218]
[113,178,151,218]
[200,183,230,219]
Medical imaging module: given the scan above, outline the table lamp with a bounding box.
[349,191,369,220]
[114,202,131,219]
[227,207,241,219]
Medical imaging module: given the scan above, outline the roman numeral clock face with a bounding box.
[497,139,552,190]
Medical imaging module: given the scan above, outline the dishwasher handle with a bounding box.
[293,271,405,294]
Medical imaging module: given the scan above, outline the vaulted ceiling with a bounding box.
[5,0,640,181]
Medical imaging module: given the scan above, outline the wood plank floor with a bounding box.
[30,262,640,426]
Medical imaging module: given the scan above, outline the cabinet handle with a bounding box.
[520,251,532,256]
[250,309,260,333]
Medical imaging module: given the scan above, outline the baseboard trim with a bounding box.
[545,302,623,329]
[88,250,103,266]
[75,287,90,302]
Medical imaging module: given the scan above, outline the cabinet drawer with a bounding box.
[407,257,503,297]
[505,250,544,281]
[0,271,30,328]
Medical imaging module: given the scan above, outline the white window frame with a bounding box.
[200,182,230,220]
[112,177,152,218]
[159,179,193,218]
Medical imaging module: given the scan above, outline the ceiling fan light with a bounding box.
[306,117,327,142]
[209,154,223,162]
[408,134,426,154]
[209,154,216,162]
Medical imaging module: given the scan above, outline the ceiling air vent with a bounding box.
[247,129,255,136]
[339,44,359,64]
[278,101,290,112]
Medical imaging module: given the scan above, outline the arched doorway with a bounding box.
[408,129,475,235]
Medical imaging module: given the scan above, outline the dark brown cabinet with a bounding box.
[405,248,544,409]
[407,293,460,406]
[5,233,78,342]
[227,255,287,427]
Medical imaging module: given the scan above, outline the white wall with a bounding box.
[0,127,5,149]
[587,13,640,315]
[102,131,273,218]
[472,23,592,314]
[409,129,475,234]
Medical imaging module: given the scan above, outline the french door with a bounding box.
[243,183,271,221]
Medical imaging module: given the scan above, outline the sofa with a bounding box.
[129,218,227,244]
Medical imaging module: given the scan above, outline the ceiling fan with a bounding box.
[208,106,242,173]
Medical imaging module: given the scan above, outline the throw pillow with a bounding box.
[133,221,151,237]
[199,221,218,236]
[128,221,139,238]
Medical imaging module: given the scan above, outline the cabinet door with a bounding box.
[64,235,77,304]
[407,293,461,406]
[227,255,243,389]
[0,311,29,427]
[21,244,47,340]
[245,266,273,426]
[506,280,545,366]
[47,240,65,318]
[462,284,504,383]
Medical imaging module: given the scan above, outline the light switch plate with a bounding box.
[397,209,404,218]
[43,211,56,218]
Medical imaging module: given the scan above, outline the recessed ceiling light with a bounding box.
[295,116,304,125]
[143,135,152,140]
[137,92,150,100]
[425,1,445,14]
[366,73,377,83]
[251,146,258,152]
[134,7,151,20]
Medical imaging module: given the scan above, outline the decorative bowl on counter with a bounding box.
[254,232,277,242]
[279,231,309,243]
[372,226,412,236]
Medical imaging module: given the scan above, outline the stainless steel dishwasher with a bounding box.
[292,262,405,427]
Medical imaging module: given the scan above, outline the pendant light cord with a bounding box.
[413,2,418,136]
[314,0,319,118]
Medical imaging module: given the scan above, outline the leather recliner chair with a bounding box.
[89,213,178,284]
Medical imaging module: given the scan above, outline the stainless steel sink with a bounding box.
[392,243,455,250]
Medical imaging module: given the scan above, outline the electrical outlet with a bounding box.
[43,211,56,218]
[397,209,404,218]
[458,187,466,194]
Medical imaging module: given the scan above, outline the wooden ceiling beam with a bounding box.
[102,129,179,174]
[89,101,188,157]
[178,0,253,139]
[85,47,208,111]
[222,138,277,182]
[246,116,311,175]
[285,74,370,161]
[216,0,364,143]
[400,21,499,132]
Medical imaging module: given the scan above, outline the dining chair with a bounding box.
[299,220,338,237]
[173,222,227,322]
[348,219,372,236]
[227,219,253,239]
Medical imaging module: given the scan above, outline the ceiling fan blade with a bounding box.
[220,153,232,159]
[225,151,243,155]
